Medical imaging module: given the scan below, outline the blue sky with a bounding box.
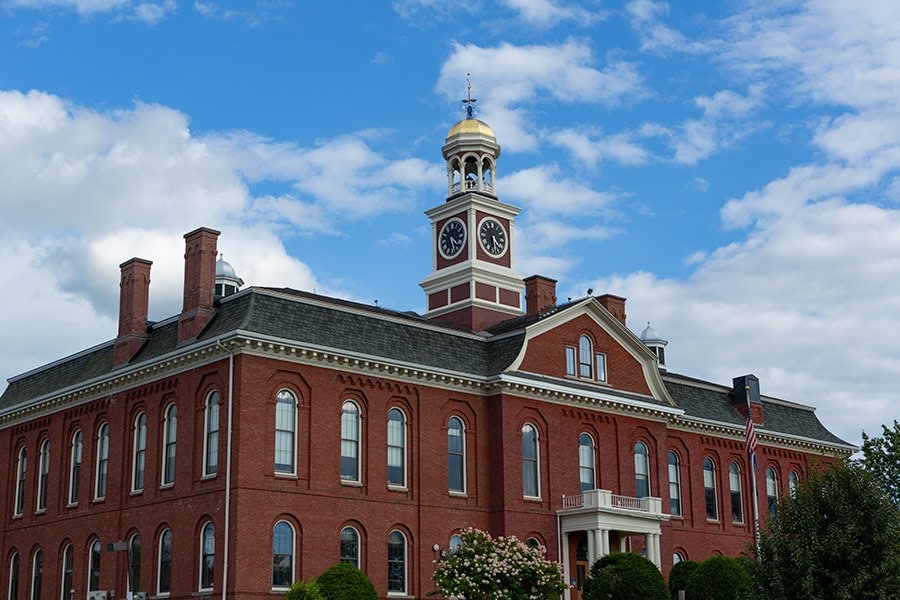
[1,0,898,448]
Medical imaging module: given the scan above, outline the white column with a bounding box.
[587,529,596,564]
[600,529,610,556]
[646,533,661,569]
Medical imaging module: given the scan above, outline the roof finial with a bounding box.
[462,73,477,119]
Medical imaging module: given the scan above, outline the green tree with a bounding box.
[284,579,323,600]
[315,563,377,600]
[860,419,900,505]
[584,552,668,600]
[749,461,900,600]
[667,559,698,600]
[431,528,566,600]
[685,555,749,600]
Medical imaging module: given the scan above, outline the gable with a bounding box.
[504,299,674,405]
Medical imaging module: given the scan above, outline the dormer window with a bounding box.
[566,335,608,382]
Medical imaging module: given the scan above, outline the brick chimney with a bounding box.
[524,275,557,317]
[177,227,220,344]
[597,294,627,325]
[113,258,152,366]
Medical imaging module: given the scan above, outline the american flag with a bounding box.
[745,392,760,471]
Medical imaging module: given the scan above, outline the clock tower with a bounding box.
[420,81,525,331]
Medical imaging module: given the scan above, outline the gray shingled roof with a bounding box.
[664,373,852,447]
[0,289,853,451]
[0,288,525,413]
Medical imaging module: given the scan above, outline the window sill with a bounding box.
[274,472,297,479]
[192,590,213,597]
[201,473,217,481]
[34,508,46,515]
[388,484,408,492]
[523,495,543,502]
[449,490,467,498]
[341,479,363,487]
[130,490,144,496]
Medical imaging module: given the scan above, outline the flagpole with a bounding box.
[746,385,761,555]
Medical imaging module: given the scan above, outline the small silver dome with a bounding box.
[215,253,244,299]
[640,322,664,342]
[216,255,238,278]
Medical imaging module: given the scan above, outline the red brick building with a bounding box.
[0,114,852,600]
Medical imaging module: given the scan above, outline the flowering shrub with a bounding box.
[431,528,566,600]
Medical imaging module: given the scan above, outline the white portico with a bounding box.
[558,489,669,598]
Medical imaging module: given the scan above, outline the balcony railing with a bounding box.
[560,489,663,515]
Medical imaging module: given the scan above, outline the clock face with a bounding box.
[478,218,507,257]
[439,218,466,259]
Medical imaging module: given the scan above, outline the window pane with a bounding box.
[129,535,141,592]
[565,347,576,376]
[579,433,595,492]
[70,431,82,505]
[37,441,50,511]
[30,550,41,600]
[272,523,293,588]
[340,528,359,567]
[634,442,650,498]
[61,545,73,600]
[730,462,743,523]
[668,451,681,516]
[206,393,220,475]
[387,409,405,486]
[766,468,778,515]
[163,407,177,485]
[387,531,406,593]
[89,541,101,592]
[595,353,607,382]
[158,530,172,594]
[96,425,109,498]
[15,448,27,515]
[201,524,215,590]
[274,391,296,473]
[704,458,718,520]
[10,553,20,600]
[448,417,465,493]
[133,414,147,491]
[578,336,592,378]
[522,424,538,497]
[341,402,360,481]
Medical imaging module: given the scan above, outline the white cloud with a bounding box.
[498,0,603,28]
[625,0,706,54]
[0,89,441,389]
[546,127,650,167]
[437,40,645,153]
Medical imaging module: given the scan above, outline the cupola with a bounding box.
[215,253,244,299]
[640,321,668,371]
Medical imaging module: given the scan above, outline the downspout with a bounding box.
[216,339,236,600]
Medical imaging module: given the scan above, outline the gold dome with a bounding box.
[446,118,496,140]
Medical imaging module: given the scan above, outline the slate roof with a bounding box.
[0,288,854,451]
[664,372,853,447]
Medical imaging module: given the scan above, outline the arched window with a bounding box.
[129,534,142,594]
[449,534,462,554]
[578,433,595,492]
[340,401,361,482]
[14,447,26,516]
[162,405,177,486]
[95,424,109,499]
[88,540,101,592]
[673,551,684,565]
[667,451,681,516]
[68,431,82,505]
[387,530,407,594]
[272,521,294,589]
[447,417,465,493]
[36,441,49,512]
[157,529,172,595]
[204,392,220,476]
[387,408,406,487]
[274,390,296,474]
[766,467,778,515]
[340,527,359,567]
[729,462,744,523]
[578,335,593,378]
[8,551,20,600]
[521,424,540,497]
[634,442,650,498]
[199,522,215,591]
[29,549,41,600]
[788,470,799,497]
[60,544,73,600]
[703,457,718,520]
[132,413,147,492]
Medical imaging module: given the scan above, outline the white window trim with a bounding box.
[36,440,50,513]
[161,404,177,488]
[132,413,147,493]
[578,433,596,492]
[199,522,215,592]
[387,408,407,489]
[271,521,295,590]
[522,423,541,500]
[202,391,220,477]
[157,529,172,596]
[68,431,82,506]
[386,530,408,596]
[341,401,362,484]
[447,416,467,495]
[340,526,361,567]
[94,424,109,501]
[730,462,744,524]
[703,457,719,521]
[668,451,682,517]
[274,389,297,476]
[14,447,27,517]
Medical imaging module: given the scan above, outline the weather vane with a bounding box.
[462,73,477,119]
